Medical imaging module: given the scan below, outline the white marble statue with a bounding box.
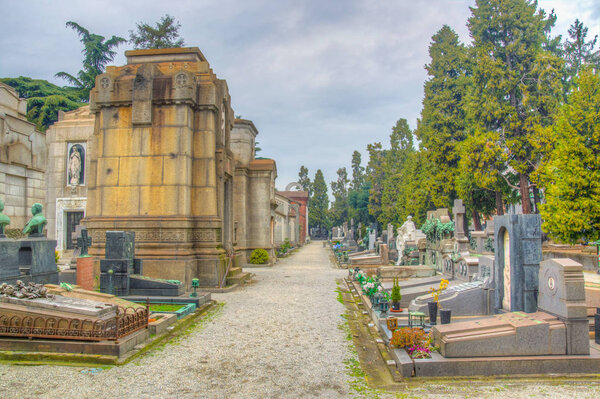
[395,216,416,265]
[68,146,82,186]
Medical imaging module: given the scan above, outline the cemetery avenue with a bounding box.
[0,242,598,398]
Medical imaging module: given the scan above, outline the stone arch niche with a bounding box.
[493,214,542,313]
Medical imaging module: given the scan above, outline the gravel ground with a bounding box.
[0,241,349,399]
[1,241,599,398]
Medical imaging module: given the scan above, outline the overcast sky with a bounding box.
[1,0,598,193]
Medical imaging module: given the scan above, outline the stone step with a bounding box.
[227,267,243,277]
[226,271,252,286]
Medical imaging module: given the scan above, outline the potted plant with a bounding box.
[428,279,449,325]
[390,278,402,312]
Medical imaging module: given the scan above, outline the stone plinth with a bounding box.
[0,238,58,285]
[434,311,566,357]
[538,258,589,355]
[86,47,235,288]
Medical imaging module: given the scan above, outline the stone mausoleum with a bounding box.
[73,47,300,288]
[0,83,47,230]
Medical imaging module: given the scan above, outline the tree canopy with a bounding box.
[55,21,126,101]
[129,15,185,49]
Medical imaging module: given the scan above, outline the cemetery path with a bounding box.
[0,241,350,399]
[1,242,600,398]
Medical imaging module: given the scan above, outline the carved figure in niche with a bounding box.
[68,144,85,186]
[0,198,10,236]
[23,203,47,236]
[396,216,416,265]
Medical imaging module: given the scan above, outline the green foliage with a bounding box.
[298,165,312,197]
[27,95,85,131]
[249,248,269,264]
[329,167,349,226]
[416,25,469,209]
[562,19,600,93]
[129,14,185,49]
[467,0,563,213]
[309,169,329,233]
[55,250,60,264]
[0,77,85,130]
[277,239,292,256]
[391,278,402,303]
[536,68,600,243]
[421,218,454,243]
[55,21,126,101]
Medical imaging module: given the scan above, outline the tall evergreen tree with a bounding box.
[563,19,599,91]
[467,0,563,214]
[366,142,384,224]
[380,119,414,225]
[537,68,600,243]
[298,165,312,197]
[416,25,470,209]
[330,167,350,226]
[350,150,365,191]
[309,169,330,235]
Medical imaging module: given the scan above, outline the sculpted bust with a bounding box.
[23,203,47,236]
[0,198,10,236]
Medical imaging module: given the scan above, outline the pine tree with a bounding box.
[350,151,365,191]
[330,167,349,225]
[537,68,600,243]
[366,142,384,224]
[563,19,600,92]
[129,15,185,49]
[467,0,563,214]
[55,22,125,101]
[416,25,470,209]
[380,119,414,225]
[309,169,329,234]
[298,165,312,197]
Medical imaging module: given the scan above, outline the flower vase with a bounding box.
[427,302,438,325]
[440,309,452,324]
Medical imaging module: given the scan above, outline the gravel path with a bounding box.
[1,242,599,398]
[0,241,350,399]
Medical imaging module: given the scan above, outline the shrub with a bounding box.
[391,278,402,303]
[249,248,269,264]
[390,328,430,348]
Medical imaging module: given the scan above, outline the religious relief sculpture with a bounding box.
[0,198,10,237]
[23,203,47,237]
[396,216,417,265]
[67,143,85,186]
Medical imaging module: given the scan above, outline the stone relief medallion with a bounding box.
[175,73,188,87]
[544,268,559,297]
[100,77,111,89]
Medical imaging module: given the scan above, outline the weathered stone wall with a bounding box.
[0,83,46,229]
[85,47,235,288]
